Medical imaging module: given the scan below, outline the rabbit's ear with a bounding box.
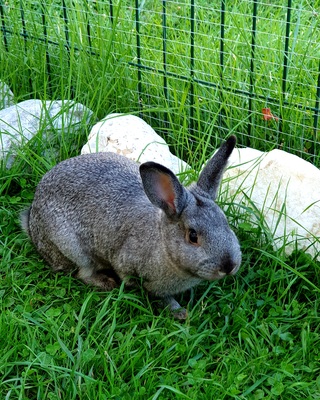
[197,135,236,200]
[140,162,187,218]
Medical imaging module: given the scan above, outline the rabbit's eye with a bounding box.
[188,229,198,245]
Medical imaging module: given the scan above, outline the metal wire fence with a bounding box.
[1,0,319,164]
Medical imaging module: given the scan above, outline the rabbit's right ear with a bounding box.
[197,135,236,200]
[140,162,188,218]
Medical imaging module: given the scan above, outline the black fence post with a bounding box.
[162,0,168,129]
[280,0,292,142]
[20,0,33,92]
[312,60,320,161]
[218,0,225,136]
[135,0,142,115]
[189,0,195,135]
[248,0,258,146]
[41,2,52,97]
[0,0,8,52]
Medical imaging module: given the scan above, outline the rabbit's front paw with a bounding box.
[172,307,188,320]
[163,295,188,320]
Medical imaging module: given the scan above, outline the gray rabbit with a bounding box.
[21,135,241,319]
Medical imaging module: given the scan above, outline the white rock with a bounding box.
[0,81,14,110]
[81,113,190,174]
[222,147,320,259]
[0,99,93,168]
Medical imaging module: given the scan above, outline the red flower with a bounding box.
[262,108,279,122]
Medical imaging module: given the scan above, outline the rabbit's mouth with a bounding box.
[198,265,240,281]
[217,270,227,278]
[194,268,228,281]
[210,267,238,280]
[210,270,229,280]
[188,252,241,281]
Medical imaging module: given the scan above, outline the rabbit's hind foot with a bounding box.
[76,267,120,291]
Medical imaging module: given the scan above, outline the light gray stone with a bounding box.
[222,147,320,260]
[81,113,190,174]
[0,99,93,168]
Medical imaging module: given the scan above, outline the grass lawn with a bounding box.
[1,0,320,399]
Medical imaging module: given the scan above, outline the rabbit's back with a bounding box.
[26,152,155,281]
[37,152,143,201]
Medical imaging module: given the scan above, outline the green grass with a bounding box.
[1,0,320,398]
[1,114,320,399]
[1,170,320,399]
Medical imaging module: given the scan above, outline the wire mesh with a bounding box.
[0,0,319,164]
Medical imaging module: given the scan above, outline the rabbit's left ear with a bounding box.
[197,135,236,200]
[140,162,188,218]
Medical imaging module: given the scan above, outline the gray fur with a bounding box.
[21,135,241,319]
